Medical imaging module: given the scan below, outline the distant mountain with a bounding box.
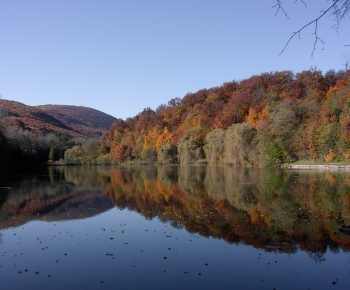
[0,100,117,138]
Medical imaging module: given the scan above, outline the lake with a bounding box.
[1,165,350,289]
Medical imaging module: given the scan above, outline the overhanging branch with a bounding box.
[275,0,350,55]
[278,0,340,55]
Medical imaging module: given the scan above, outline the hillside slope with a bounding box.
[0,100,117,138]
[104,69,350,165]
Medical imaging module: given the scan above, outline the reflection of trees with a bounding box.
[224,168,260,211]
[2,165,350,259]
[107,167,295,251]
[0,166,113,228]
[178,166,206,194]
[1,166,110,211]
[158,166,178,188]
[2,169,72,210]
[106,166,350,257]
[62,166,112,189]
[203,166,227,201]
[309,252,326,264]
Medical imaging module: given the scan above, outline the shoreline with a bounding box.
[284,164,350,171]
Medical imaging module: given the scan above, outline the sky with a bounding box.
[0,0,349,120]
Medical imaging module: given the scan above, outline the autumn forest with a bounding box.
[104,68,350,166]
[1,68,350,166]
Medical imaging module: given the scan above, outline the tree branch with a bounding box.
[278,0,342,55]
[333,0,350,30]
[311,20,325,57]
[273,0,289,18]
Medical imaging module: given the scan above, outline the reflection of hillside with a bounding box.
[106,166,350,255]
[0,167,113,229]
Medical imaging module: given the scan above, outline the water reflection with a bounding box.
[1,165,350,258]
[0,166,114,229]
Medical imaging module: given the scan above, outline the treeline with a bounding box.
[0,104,117,164]
[63,139,116,165]
[3,69,350,166]
[0,125,59,163]
[0,128,67,164]
[0,126,115,165]
[0,117,111,165]
[104,69,350,166]
[1,106,57,162]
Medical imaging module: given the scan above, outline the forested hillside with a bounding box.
[0,101,116,163]
[0,101,116,138]
[104,69,350,166]
[3,69,350,167]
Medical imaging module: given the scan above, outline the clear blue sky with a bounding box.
[0,0,349,119]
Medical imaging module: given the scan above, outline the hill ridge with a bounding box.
[0,100,117,138]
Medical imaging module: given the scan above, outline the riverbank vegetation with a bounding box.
[63,139,116,165]
[2,69,350,167]
[0,121,85,163]
[0,121,115,165]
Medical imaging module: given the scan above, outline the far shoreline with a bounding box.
[282,161,350,171]
[284,164,350,170]
[4,160,350,171]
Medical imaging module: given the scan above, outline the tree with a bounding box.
[132,143,143,159]
[49,144,60,161]
[177,136,204,164]
[158,141,178,163]
[224,123,257,166]
[204,129,225,164]
[64,145,82,164]
[83,139,99,159]
[270,99,298,144]
[111,143,129,162]
[141,147,157,163]
[0,130,9,162]
[257,99,299,164]
[275,0,350,55]
[318,123,340,156]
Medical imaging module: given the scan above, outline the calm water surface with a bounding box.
[1,165,350,289]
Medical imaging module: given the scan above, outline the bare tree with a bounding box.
[274,0,350,56]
